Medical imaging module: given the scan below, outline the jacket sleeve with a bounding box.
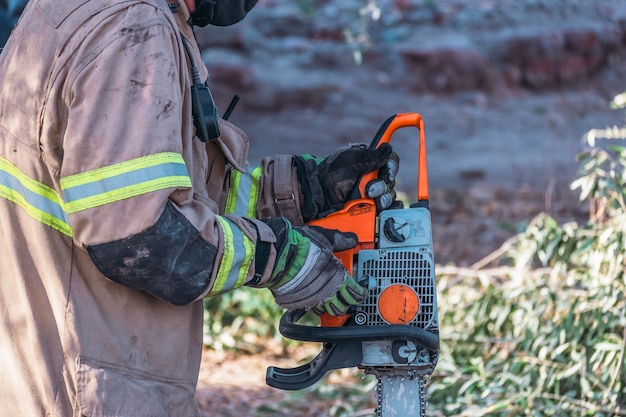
[57,5,275,305]
[221,153,306,225]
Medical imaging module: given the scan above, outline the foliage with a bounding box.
[343,0,382,65]
[293,0,383,65]
[585,92,626,145]
[203,286,285,352]
[429,91,626,416]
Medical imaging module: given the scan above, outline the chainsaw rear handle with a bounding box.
[266,340,362,391]
[352,112,429,202]
[279,310,440,352]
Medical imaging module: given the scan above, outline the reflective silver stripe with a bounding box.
[60,152,191,213]
[211,217,254,295]
[274,243,320,296]
[225,166,262,218]
[0,157,72,237]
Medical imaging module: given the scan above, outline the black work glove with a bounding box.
[295,143,400,222]
[249,218,368,315]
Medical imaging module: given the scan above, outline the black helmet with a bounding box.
[190,0,259,27]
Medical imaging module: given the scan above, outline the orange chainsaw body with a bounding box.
[309,112,429,327]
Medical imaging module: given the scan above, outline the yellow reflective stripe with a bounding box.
[212,217,234,293]
[224,166,262,219]
[0,158,72,237]
[211,217,254,295]
[225,170,241,215]
[60,152,191,214]
[247,167,262,218]
[63,177,190,214]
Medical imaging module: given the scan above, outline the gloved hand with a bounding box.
[295,143,400,222]
[252,217,368,315]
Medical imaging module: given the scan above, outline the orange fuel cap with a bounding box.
[377,284,419,324]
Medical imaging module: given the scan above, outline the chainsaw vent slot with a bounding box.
[357,248,438,330]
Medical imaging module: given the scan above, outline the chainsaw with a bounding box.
[266,113,440,417]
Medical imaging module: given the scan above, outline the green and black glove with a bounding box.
[295,143,400,222]
[249,217,368,315]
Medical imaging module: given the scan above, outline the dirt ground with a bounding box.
[194,1,626,415]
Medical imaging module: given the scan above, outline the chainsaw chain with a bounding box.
[419,376,427,417]
[375,376,383,417]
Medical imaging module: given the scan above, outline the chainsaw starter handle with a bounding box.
[353,112,429,202]
[279,310,440,352]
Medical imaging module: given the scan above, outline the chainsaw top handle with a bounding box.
[350,112,429,203]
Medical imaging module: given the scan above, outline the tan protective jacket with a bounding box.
[0,0,303,415]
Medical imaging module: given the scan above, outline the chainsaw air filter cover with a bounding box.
[354,206,438,332]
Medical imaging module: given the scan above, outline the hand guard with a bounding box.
[256,217,368,315]
[295,143,400,222]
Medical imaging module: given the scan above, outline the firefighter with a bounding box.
[0,0,398,415]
